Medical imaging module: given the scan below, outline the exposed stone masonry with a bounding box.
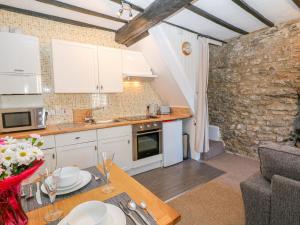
[208,19,300,157]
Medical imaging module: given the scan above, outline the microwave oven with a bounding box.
[0,107,46,133]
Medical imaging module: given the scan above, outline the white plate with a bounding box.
[57,177,82,191]
[57,203,126,225]
[41,171,92,195]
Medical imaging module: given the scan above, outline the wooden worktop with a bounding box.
[0,112,192,139]
[27,164,181,225]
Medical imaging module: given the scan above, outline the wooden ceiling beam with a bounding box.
[292,0,300,8]
[110,0,144,13]
[115,0,194,46]
[232,0,274,27]
[36,0,128,24]
[163,21,226,44]
[185,4,248,35]
[0,4,116,32]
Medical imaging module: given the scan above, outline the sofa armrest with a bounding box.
[240,173,271,225]
[270,175,300,225]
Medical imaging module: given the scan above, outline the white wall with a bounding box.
[131,23,205,160]
[130,35,189,107]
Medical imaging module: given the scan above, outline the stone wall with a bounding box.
[208,19,300,157]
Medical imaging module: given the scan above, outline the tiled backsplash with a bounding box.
[0,10,162,124]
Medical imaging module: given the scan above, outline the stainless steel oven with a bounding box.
[0,107,46,133]
[132,122,162,161]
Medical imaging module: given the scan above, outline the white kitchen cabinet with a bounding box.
[55,130,98,169]
[52,39,99,93]
[0,32,42,94]
[55,130,97,147]
[56,142,98,169]
[0,32,41,75]
[122,50,154,77]
[41,148,56,172]
[97,126,132,171]
[32,136,56,181]
[163,120,183,167]
[98,46,123,93]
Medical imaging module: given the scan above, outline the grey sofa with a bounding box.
[240,143,300,225]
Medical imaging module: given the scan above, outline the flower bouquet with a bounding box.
[0,135,44,225]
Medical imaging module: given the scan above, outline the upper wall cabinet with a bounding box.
[0,32,41,75]
[0,32,42,94]
[98,46,123,93]
[52,39,99,93]
[122,50,156,78]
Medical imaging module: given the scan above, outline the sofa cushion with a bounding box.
[240,173,271,225]
[258,143,300,181]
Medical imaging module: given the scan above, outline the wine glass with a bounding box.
[100,151,115,194]
[41,168,63,222]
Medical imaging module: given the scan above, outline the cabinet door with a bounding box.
[41,148,57,172]
[56,142,98,169]
[98,136,132,171]
[52,39,99,93]
[163,120,183,167]
[0,32,41,75]
[122,50,152,76]
[98,46,123,93]
[30,148,56,181]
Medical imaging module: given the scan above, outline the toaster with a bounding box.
[159,106,171,115]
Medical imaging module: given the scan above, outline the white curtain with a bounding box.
[194,38,210,153]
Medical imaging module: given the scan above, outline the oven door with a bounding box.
[0,109,37,133]
[134,129,162,161]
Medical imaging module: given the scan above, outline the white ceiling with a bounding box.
[1,0,300,42]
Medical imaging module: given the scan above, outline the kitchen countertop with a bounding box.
[0,112,192,139]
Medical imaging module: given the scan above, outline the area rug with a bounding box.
[168,180,245,225]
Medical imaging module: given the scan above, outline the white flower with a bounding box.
[4,137,17,145]
[3,149,16,167]
[0,167,4,176]
[16,148,34,166]
[0,153,3,164]
[31,147,44,161]
[0,145,8,154]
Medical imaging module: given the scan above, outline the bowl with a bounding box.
[63,201,108,225]
[54,167,80,188]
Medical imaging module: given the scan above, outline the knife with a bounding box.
[35,182,42,205]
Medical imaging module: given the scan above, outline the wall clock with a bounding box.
[182,41,192,56]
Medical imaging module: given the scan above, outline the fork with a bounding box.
[92,173,102,181]
[118,202,141,225]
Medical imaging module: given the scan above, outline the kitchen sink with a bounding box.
[94,119,123,124]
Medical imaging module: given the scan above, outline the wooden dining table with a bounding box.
[27,164,181,225]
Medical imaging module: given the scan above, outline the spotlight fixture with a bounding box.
[117,1,133,20]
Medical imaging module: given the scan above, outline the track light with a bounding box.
[117,1,133,20]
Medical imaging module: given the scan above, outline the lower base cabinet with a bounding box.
[56,142,98,169]
[97,126,132,171]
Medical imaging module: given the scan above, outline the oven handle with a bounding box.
[136,130,162,136]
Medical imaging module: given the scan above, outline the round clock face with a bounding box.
[182,41,192,56]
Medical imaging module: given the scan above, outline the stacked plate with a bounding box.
[57,201,126,225]
[41,167,92,195]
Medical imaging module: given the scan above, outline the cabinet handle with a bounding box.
[94,146,97,151]
[75,137,80,140]
[96,85,99,90]
[52,154,55,159]
[100,85,103,90]
[128,140,130,144]
[14,69,24,72]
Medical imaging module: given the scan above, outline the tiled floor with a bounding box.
[133,159,225,201]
